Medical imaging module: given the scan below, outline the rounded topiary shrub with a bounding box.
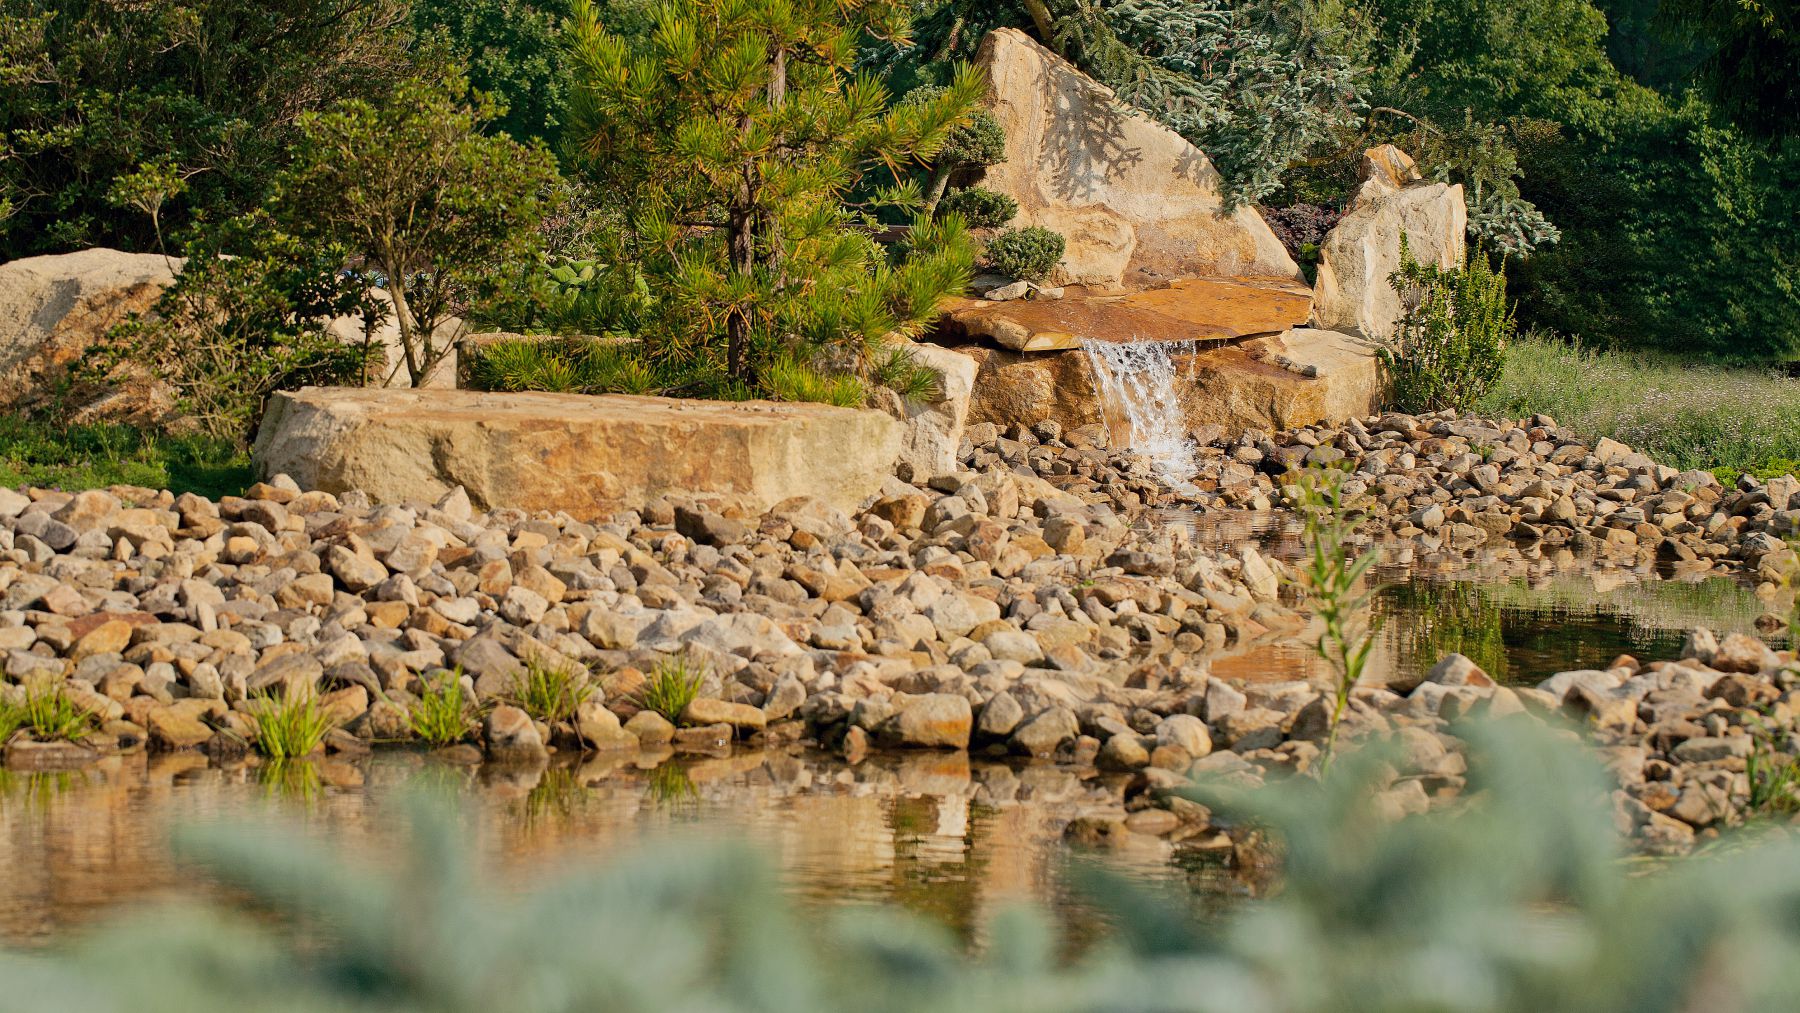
[983,225,1065,282]
[937,186,1019,229]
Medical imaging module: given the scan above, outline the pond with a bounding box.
[0,748,1253,951]
[1163,510,1783,687]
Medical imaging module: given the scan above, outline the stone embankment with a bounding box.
[1187,411,1800,585]
[1,413,1796,854]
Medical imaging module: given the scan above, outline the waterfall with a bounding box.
[1082,337,1200,488]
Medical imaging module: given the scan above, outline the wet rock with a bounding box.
[888,693,973,749]
[484,705,548,764]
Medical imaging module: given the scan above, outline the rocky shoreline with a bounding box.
[1,412,1796,854]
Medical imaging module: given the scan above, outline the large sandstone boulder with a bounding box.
[975,28,1300,289]
[253,388,903,517]
[0,248,179,407]
[947,327,1377,439]
[1182,329,1381,433]
[1311,147,1466,340]
[875,342,979,481]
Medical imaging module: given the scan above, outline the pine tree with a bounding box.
[565,0,982,396]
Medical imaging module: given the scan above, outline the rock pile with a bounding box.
[0,423,1295,770]
[1184,410,1798,584]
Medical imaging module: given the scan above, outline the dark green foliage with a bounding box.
[983,225,1064,282]
[1380,242,1513,413]
[412,0,568,145]
[0,417,248,498]
[94,215,379,440]
[272,72,562,387]
[936,186,1017,229]
[563,0,979,397]
[1513,95,1800,362]
[0,0,413,258]
[1658,0,1799,137]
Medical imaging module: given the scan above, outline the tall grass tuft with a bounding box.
[247,690,334,760]
[409,668,481,746]
[638,653,707,724]
[509,658,594,725]
[1289,465,1381,774]
[0,684,96,742]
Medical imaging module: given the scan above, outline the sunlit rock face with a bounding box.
[973,28,1301,291]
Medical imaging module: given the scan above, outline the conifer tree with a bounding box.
[565,0,981,396]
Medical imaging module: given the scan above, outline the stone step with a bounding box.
[936,275,1313,353]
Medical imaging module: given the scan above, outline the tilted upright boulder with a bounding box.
[0,248,179,409]
[973,28,1300,290]
[1311,146,1466,341]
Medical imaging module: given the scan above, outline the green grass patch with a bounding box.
[1477,334,1800,481]
[409,669,481,746]
[0,416,249,498]
[509,658,594,725]
[637,653,706,724]
[0,684,96,742]
[248,691,335,760]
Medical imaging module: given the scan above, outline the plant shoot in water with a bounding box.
[1291,464,1381,774]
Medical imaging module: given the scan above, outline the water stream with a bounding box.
[1082,338,1201,488]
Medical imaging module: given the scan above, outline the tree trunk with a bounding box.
[727,203,755,382]
[384,260,425,388]
[924,166,953,217]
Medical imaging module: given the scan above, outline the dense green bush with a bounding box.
[94,216,378,439]
[935,186,1017,229]
[14,720,1800,1011]
[1512,95,1800,362]
[1380,242,1513,413]
[983,225,1065,282]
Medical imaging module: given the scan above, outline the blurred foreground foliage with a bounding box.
[5,720,1800,1011]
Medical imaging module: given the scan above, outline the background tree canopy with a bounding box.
[0,0,1795,362]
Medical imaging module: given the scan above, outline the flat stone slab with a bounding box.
[937,275,1313,353]
[253,387,903,517]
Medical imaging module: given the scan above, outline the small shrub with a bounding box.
[1380,240,1513,414]
[870,346,941,403]
[510,658,594,725]
[0,684,95,743]
[1745,708,1800,818]
[409,669,481,747]
[936,186,1017,229]
[638,654,707,724]
[983,226,1065,282]
[248,690,334,760]
[762,354,866,408]
[94,214,378,440]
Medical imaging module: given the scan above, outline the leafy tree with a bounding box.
[564,0,980,394]
[1658,0,1799,137]
[412,0,569,145]
[0,0,414,258]
[271,73,562,387]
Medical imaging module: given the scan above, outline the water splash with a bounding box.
[1082,337,1200,488]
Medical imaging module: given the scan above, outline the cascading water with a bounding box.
[1082,337,1201,489]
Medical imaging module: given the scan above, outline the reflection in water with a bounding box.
[1160,509,1780,686]
[0,749,1223,950]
